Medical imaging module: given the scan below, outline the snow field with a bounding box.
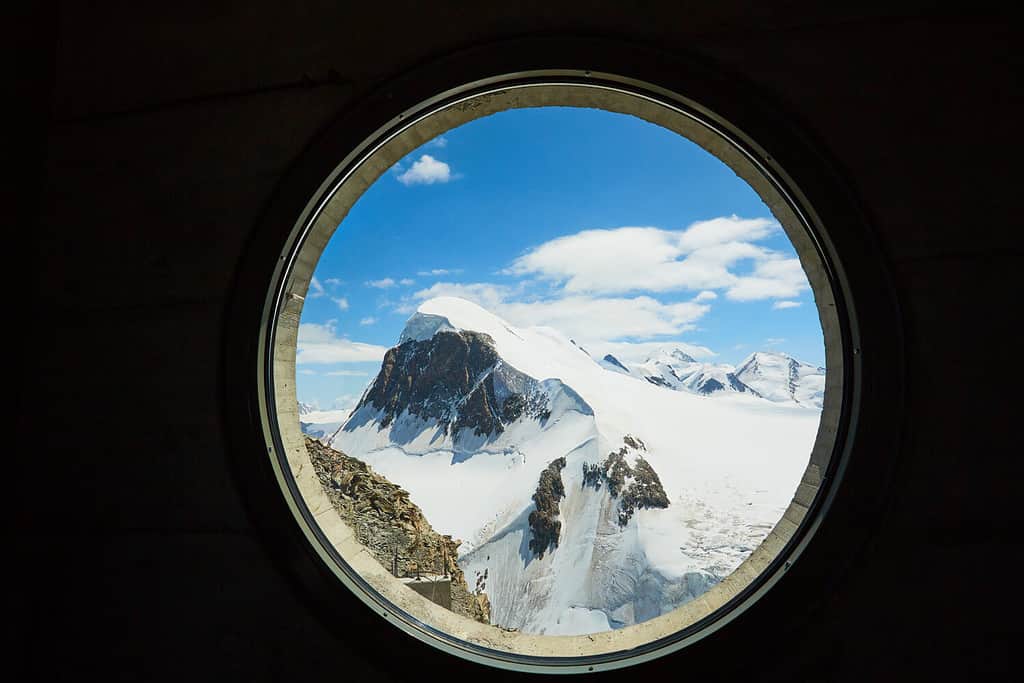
[313,297,823,634]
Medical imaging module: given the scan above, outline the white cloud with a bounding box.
[412,282,516,312]
[765,337,786,346]
[333,395,360,412]
[725,255,808,301]
[297,321,389,364]
[399,278,415,286]
[676,216,777,251]
[396,154,452,186]
[393,302,416,315]
[772,300,802,310]
[332,297,349,311]
[412,282,710,343]
[498,296,709,342]
[366,278,396,289]
[394,217,811,357]
[505,217,806,301]
[298,369,317,375]
[326,370,370,377]
[426,136,448,149]
[324,277,344,287]
[417,268,462,276]
[374,295,397,310]
[597,340,717,364]
[308,277,326,298]
[359,316,378,326]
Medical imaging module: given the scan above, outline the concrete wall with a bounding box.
[13,3,1017,681]
[404,579,454,611]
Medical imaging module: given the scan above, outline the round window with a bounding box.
[254,74,849,673]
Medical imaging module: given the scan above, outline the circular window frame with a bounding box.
[267,76,846,672]
[224,37,901,679]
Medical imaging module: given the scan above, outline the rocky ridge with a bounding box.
[527,457,568,559]
[304,436,489,623]
[353,330,552,440]
[611,346,826,407]
[582,435,670,526]
[733,351,826,407]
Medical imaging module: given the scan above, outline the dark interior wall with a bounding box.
[14,3,1019,681]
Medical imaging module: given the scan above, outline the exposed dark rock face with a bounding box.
[693,372,757,396]
[675,369,759,397]
[528,457,567,559]
[622,434,646,450]
[352,330,551,440]
[697,378,725,394]
[645,375,672,388]
[602,354,628,371]
[726,374,754,394]
[304,436,489,623]
[582,436,670,526]
[668,349,697,363]
[619,457,670,525]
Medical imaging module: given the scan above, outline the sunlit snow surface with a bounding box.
[320,297,822,635]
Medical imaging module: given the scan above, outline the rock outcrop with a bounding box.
[353,330,551,439]
[602,353,629,371]
[304,436,489,623]
[582,435,670,526]
[527,457,567,558]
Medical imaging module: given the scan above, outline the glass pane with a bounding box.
[291,105,826,639]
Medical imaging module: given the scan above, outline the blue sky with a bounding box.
[296,107,825,409]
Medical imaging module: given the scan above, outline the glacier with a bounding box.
[310,296,823,634]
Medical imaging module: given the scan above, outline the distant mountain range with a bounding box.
[600,348,825,409]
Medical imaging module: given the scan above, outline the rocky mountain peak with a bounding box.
[350,329,553,442]
[734,351,826,408]
[642,347,698,365]
[668,348,698,363]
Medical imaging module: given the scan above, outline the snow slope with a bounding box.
[328,297,823,634]
[734,351,826,408]
[298,407,350,442]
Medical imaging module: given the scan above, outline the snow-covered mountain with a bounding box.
[299,403,350,442]
[325,297,821,635]
[601,346,825,408]
[624,348,759,397]
[339,318,591,463]
[734,351,826,409]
